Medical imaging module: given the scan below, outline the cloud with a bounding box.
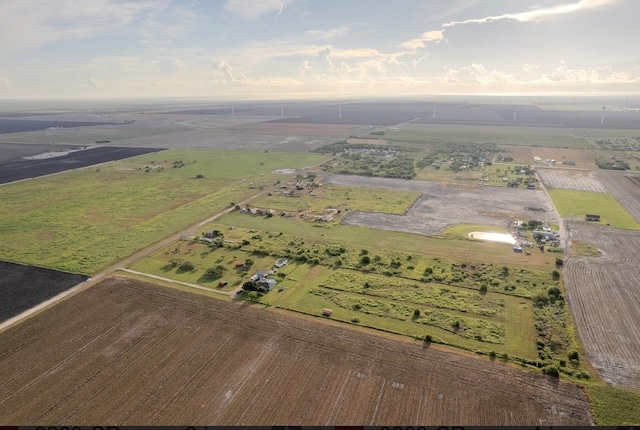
[305,27,348,41]
[214,59,248,84]
[0,75,10,87]
[442,0,619,28]
[445,63,516,86]
[224,0,293,20]
[400,31,444,51]
[82,77,101,87]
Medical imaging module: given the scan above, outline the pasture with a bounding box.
[0,277,593,425]
[0,149,328,273]
[547,189,640,230]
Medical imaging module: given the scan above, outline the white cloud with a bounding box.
[224,0,295,20]
[82,77,101,87]
[214,59,249,85]
[442,0,619,28]
[0,75,11,87]
[304,27,348,41]
[400,31,444,51]
[445,63,517,86]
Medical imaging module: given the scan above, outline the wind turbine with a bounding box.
[339,101,342,118]
[281,99,284,116]
[231,101,235,115]
[601,105,605,124]
[513,105,517,122]
[432,103,436,119]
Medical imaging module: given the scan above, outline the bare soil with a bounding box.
[326,174,557,234]
[0,277,592,425]
[597,172,640,222]
[536,168,607,193]
[564,221,640,392]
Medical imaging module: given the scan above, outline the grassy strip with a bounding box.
[548,188,640,230]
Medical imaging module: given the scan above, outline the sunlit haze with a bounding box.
[0,0,638,99]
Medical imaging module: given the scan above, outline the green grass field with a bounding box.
[0,149,328,274]
[252,184,420,215]
[548,189,640,230]
[585,384,640,425]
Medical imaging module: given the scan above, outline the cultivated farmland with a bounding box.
[564,222,640,392]
[597,172,640,222]
[0,276,592,425]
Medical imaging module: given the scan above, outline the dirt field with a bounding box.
[0,146,164,184]
[0,261,87,322]
[536,168,607,193]
[0,276,592,425]
[597,172,640,222]
[502,146,597,169]
[564,221,640,392]
[325,174,556,235]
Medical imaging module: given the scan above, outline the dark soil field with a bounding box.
[0,276,592,425]
[0,119,125,134]
[0,261,87,322]
[0,146,165,184]
[0,143,82,163]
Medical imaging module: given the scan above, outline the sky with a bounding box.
[0,0,638,99]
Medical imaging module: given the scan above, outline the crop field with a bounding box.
[380,123,597,148]
[0,149,328,273]
[324,174,556,235]
[536,168,607,193]
[547,188,640,230]
[0,261,87,322]
[128,221,582,373]
[597,172,640,222]
[0,118,124,134]
[0,276,592,425]
[563,221,640,392]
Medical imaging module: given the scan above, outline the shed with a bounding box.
[218,281,228,287]
[322,308,333,316]
[585,214,601,222]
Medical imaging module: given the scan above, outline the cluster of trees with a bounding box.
[595,157,630,170]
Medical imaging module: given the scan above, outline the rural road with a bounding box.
[0,162,326,333]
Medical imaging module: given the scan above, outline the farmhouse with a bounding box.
[274,258,288,268]
[533,230,557,241]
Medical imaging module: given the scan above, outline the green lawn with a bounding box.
[0,149,328,274]
[548,189,640,230]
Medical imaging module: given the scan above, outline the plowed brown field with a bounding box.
[564,222,640,392]
[0,277,592,425]
[597,172,640,222]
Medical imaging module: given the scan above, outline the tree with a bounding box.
[555,257,564,267]
[413,308,421,318]
[359,255,371,265]
[244,258,254,267]
[551,270,561,281]
[204,265,226,279]
[179,260,195,272]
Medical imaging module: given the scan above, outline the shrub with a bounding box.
[359,255,371,265]
[551,270,561,281]
[479,284,488,294]
[179,261,195,271]
[568,350,579,361]
[413,308,421,317]
[542,365,560,378]
[424,334,433,343]
[204,264,225,279]
[351,317,360,323]
[555,257,564,267]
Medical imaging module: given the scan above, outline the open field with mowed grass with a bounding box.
[252,183,420,215]
[0,276,593,425]
[0,149,328,274]
[548,188,640,229]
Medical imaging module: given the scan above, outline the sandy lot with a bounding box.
[325,175,557,235]
[0,277,591,425]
